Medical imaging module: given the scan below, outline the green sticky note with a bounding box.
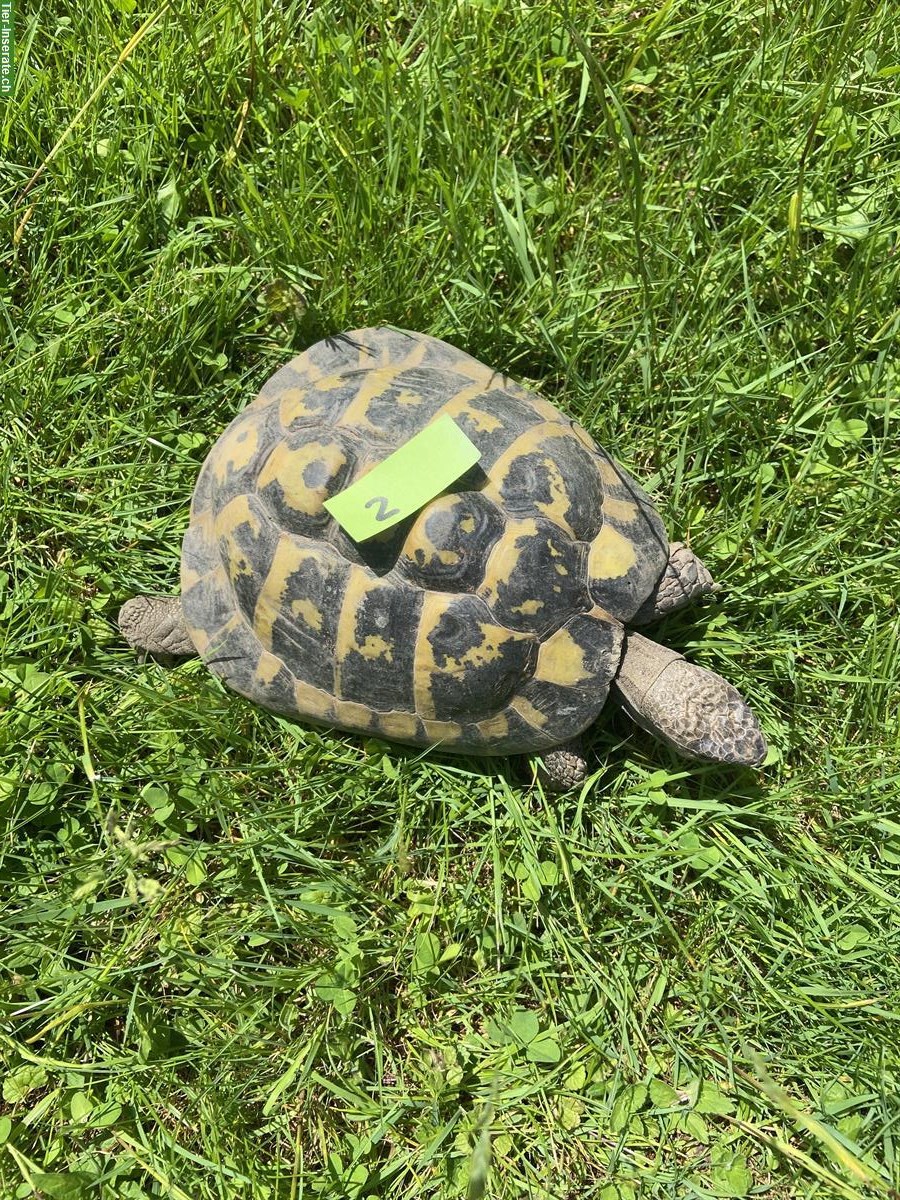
[324,414,482,542]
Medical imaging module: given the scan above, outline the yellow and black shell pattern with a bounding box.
[180,328,669,755]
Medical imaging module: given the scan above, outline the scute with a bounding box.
[516,609,623,743]
[195,405,280,517]
[334,365,472,437]
[488,425,604,540]
[255,537,349,696]
[215,493,280,619]
[415,593,538,722]
[182,326,675,755]
[587,450,669,622]
[257,430,356,537]
[478,517,591,636]
[335,569,422,713]
[442,388,566,467]
[399,491,504,592]
[181,562,237,658]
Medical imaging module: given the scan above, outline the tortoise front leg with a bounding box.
[631,542,717,624]
[119,595,197,657]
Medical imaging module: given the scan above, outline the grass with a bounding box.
[1,0,899,1196]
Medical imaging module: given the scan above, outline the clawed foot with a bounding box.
[535,739,588,792]
[119,595,197,658]
[632,542,718,624]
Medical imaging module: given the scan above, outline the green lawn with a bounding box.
[2,1,899,1197]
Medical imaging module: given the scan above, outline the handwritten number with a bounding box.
[365,496,401,522]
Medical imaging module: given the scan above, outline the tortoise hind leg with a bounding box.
[534,737,587,792]
[631,542,717,625]
[119,595,197,657]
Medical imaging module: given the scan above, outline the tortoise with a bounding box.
[119,326,767,789]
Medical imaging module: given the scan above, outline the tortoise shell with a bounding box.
[180,328,669,754]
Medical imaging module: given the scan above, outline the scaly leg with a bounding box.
[631,542,717,624]
[118,595,196,657]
